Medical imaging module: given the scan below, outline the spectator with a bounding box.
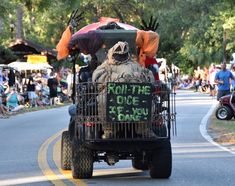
[36,90,46,107]
[47,72,58,106]
[8,68,16,87]
[230,53,235,65]
[0,67,8,86]
[26,76,38,107]
[6,86,24,112]
[0,67,4,85]
[3,69,9,83]
[35,80,43,95]
[66,69,73,98]
[194,66,203,92]
[0,92,9,118]
[177,79,193,90]
[231,64,235,91]
[208,63,218,96]
[215,63,235,100]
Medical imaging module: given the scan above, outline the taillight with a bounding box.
[84,122,95,127]
[220,97,229,103]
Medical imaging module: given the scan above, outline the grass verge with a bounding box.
[13,102,71,115]
[208,110,235,144]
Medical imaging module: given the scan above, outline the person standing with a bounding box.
[230,52,235,65]
[8,68,16,87]
[231,64,235,91]
[27,76,37,107]
[0,67,4,85]
[193,66,203,92]
[66,69,73,99]
[215,63,235,100]
[47,72,58,106]
[208,63,218,96]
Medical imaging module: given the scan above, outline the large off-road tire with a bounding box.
[215,106,233,120]
[61,131,72,170]
[132,158,149,170]
[71,139,93,179]
[149,141,172,178]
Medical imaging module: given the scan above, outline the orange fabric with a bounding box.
[136,30,159,67]
[56,26,72,60]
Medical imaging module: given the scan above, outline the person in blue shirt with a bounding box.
[6,86,24,112]
[215,63,235,100]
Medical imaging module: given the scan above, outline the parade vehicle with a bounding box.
[57,11,176,179]
[215,90,235,120]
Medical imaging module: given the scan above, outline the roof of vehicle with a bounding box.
[56,20,159,66]
[70,30,137,56]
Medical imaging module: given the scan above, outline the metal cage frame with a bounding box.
[74,81,176,141]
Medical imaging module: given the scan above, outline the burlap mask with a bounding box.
[107,41,130,65]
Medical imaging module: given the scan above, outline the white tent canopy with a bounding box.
[8,61,53,71]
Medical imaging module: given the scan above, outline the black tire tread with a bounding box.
[149,141,172,178]
[215,106,233,120]
[132,159,149,170]
[61,131,72,170]
[72,140,93,179]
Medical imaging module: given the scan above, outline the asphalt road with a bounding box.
[1,90,235,186]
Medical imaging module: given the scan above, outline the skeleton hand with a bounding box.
[140,15,159,32]
[67,9,84,33]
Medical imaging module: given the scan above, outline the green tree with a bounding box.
[0,0,235,73]
[0,46,17,64]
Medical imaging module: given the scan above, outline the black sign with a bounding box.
[106,82,152,122]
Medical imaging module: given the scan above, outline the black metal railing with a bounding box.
[75,81,176,140]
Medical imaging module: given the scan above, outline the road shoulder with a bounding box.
[201,102,235,154]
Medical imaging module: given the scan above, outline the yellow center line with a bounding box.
[39,129,142,185]
[53,139,87,186]
[38,130,66,186]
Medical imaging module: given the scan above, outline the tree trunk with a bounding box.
[0,18,3,33]
[16,5,23,39]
